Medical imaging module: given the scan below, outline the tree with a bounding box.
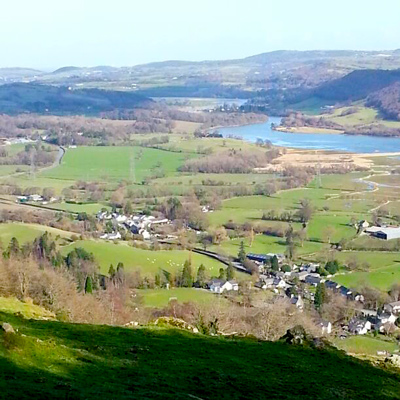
[285,242,297,261]
[85,276,93,294]
[238,241,246,263]
[181,260,193,287]
[123,201,133,216]
[109,264,116,278]
[297,198,314,224]
[323,226,336,244]
[196,264,207,288]
[270,256,279,271]
[325,260,340,275]
[226,263,235,281]
[315,283,327,310]
[218,268,226,280]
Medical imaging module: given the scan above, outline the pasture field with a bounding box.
[369,174,400,186]
[137,288,226,307]
[334,263,400,291]
[43,202,110,214]
[156,134,256,154]
[0,222,72,245]
[171,120,202,134]
[308,172,370,191]
[210,234,325,259]
[334,336,399,356]
[153,173,280,186]
[0,165,29,176]
[60,240,230,277]
[39,146,190,183]
[1,175,76,193]
[322,106,400,129]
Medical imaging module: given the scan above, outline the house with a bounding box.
[255,278,274,290]
[378,312,397,325]
[290,295,304,310]
[208,279,239,294]
[358,220,369,229]
[349,319,372,335]
[247,253,273,264]
[100,232,121,240]
[29,194,43,202]
[325,280,340,292]
[304,274,321,286]
[385,301,400,315]
[297,271,309,281]
[273,277,287,289]
[320,321,332,335]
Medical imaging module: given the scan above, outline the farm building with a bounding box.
[367,227,400,240]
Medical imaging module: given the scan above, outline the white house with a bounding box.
[209,279,239,294]
[349,319,372,335]
[378,312,397,325]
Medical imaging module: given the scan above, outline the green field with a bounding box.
[211,234,325,259]
[138,288,225,307]
[39,146,191,183]
[43,202,110,214]
[0,223,72,246]
[0,165,29,176]
[322,106,400,129]
[60,240,230,277]
[334,336,399,356]
[334,262,400,291]
[1,312,399,399]
[0,297,54,320]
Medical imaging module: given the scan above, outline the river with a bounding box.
[219,117,400,154]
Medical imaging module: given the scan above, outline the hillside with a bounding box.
[0,83,151,114]
[312,69,400,101]
[1,310,400,399]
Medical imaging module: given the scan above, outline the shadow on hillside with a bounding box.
[1,312,400,400]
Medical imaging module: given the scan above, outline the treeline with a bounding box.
[0,143,55,167]
[179,148,280,174]
[280,113,343,131]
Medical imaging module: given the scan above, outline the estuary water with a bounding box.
[219,117,400,153]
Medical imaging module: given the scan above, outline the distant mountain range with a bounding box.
[1,49,400,96]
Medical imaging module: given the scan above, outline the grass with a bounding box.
[43,202,110,214]
[137,288,225,308]
[210,234,325,259]
[60,240,230,277]
[0,297,54,320]
[39,146,191,183]
[0,165,29,176]
[1,312,400,399]
[323,106,400,129]
[334,336,399,356]
[0,222,72,246]
[334,263,400,292]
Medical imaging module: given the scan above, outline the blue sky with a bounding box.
[1,0,399,69]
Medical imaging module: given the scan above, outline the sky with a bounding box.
[1,0,400,69]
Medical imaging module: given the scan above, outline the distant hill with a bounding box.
[51,66,82,74]
[1,311,400,399]
[0,83,151,114]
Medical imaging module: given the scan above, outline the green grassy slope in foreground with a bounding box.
[1,312,400,399]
